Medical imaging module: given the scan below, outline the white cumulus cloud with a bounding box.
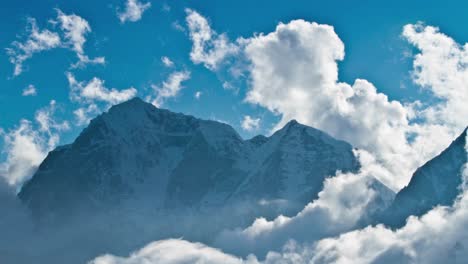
[67,73,137,105]
[181,12,468,191]
[241,20,423,190]
[67,73,137,125]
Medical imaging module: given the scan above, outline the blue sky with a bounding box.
[0,0,464,133]
[1,0,468,188]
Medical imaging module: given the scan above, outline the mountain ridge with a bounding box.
[19,97,385,220]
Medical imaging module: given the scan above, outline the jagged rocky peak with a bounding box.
[18,98,390,220]
[379,126,468,228]
[234,118,362,204]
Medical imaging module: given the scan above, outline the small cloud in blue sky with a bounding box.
[117,0,151,23]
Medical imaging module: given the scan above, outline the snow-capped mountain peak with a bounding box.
[18,98,385,221]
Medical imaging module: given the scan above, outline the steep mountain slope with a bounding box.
[380,128,468,228]
[19,98,385,220]
[234,120,360,204]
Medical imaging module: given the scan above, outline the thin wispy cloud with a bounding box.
[118,0,151,23]
[6,10,104,76]
[149,70,191,107]
[6,18,61,76]
[161,56,174,67]
[22,85,37,96]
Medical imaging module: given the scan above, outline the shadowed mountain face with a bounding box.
[380,128,468,228]
[19,98,367,220]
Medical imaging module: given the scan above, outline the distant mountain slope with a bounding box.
[18,98,388,220]
[380,128,467,228]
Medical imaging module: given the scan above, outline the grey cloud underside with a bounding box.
[19,97,371,219]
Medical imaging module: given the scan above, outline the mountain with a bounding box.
[19,98,387,221]
[379,127,467,228]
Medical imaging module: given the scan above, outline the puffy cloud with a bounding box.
[118,0,151,23]
[67,73,137,105]
[241,20,417,189]
[403,23,468,133]
[89,239,249,264]
[56,9,105,68]
[215,150,392,257]
[185,9,239,70]
[241,115,261,132]
[161,56,174,67]
[0,101,69,187]
[22,84,37,96]
[6,18,61,76]
[149,70,191,107]
[182,12,467,190]
[67,73,137,125]
[195,91,202,99]
[239,19,468,190]
[0,120,46,187]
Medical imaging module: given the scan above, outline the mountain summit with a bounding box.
[19,98,386,220]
